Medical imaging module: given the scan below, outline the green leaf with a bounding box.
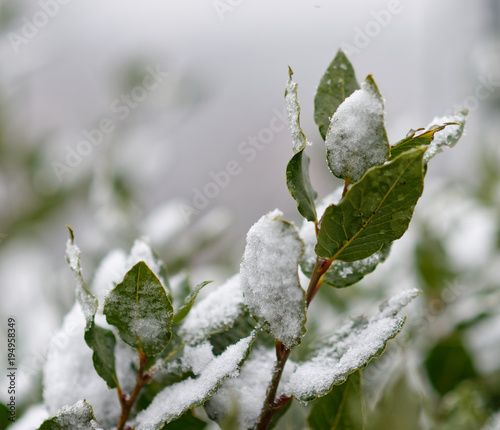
[321,244,391,288]
[37,400,96,430]
[0,403,10,430]
[314,49,360,140]
[286,150,318,222]
[161,410,207,430]
[84,324,118,389]
[285,67,308,153]
[307,370,364,430]
[389,125,446,160]
[65,227,97,328]
[315,147,426,262]
[325,75,390,183]
[134,332,257,430]
[173,281,212,324]
[240,210,306,349]
[104,261,174,356]
[282,289,420,402]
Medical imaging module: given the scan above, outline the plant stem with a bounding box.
[117,352,151,430]
[256,256,333,430]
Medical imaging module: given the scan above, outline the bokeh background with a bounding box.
[1,0,500,428]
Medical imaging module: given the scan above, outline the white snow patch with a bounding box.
[325,77,389,183]
[424,110,467,163]
[240,209,306,349]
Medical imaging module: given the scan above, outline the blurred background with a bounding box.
[0,0,499,428]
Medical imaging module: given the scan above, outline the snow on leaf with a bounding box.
[104,261,173,356]
[65,227,97,328]
[281,289,420,402]
[37,400,98,430]
[424,110,468,163]
[133,332,257,430]
[325,75,390,183]
[316,147,426,262]
[285,67,309,154]
[179,275,246,344]
[240,209,306,349]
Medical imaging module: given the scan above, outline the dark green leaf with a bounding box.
[389,125,446,160]
[173,281,212,324]
[315,147,426,262]
[208,310,257,355]
[286,150,318,222]
[314,49,360,140]
[37,400,96,430]
[84,324,118,389]
[425,333,477,396]
[321,244,391,288]
[104,261,174,356]
[161,410,207,430]
[307,370,364,430]
[0,403,10,430]
[324,75,390,183]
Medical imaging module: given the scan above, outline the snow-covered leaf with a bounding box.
[282,289,420,401]
[285,69,318,222]
[37,400,97,430]
[314,49,360,140]
[173,281,212,324]
[307,370,364,430]
[134,332,257,430]
[285,67,309,154]
[240,210,306,349]
[325,75,390,183]
[180,275,246,344]
[65,227,97,328]
[424,110,468,163]
[104,261,173,356]
[316,147,426,262]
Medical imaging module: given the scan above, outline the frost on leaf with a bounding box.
[325,75,389,183]
[285,67,309,153]
[240,209,306,349]
[133,333,256,430]
[65,227,97,327]
[103,261,173,356]
[424,110,468,163]
[37,400,98,430]
[281,289,420,402]
[180,275,246,344]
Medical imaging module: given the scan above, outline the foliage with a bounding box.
[31,49,472,430]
